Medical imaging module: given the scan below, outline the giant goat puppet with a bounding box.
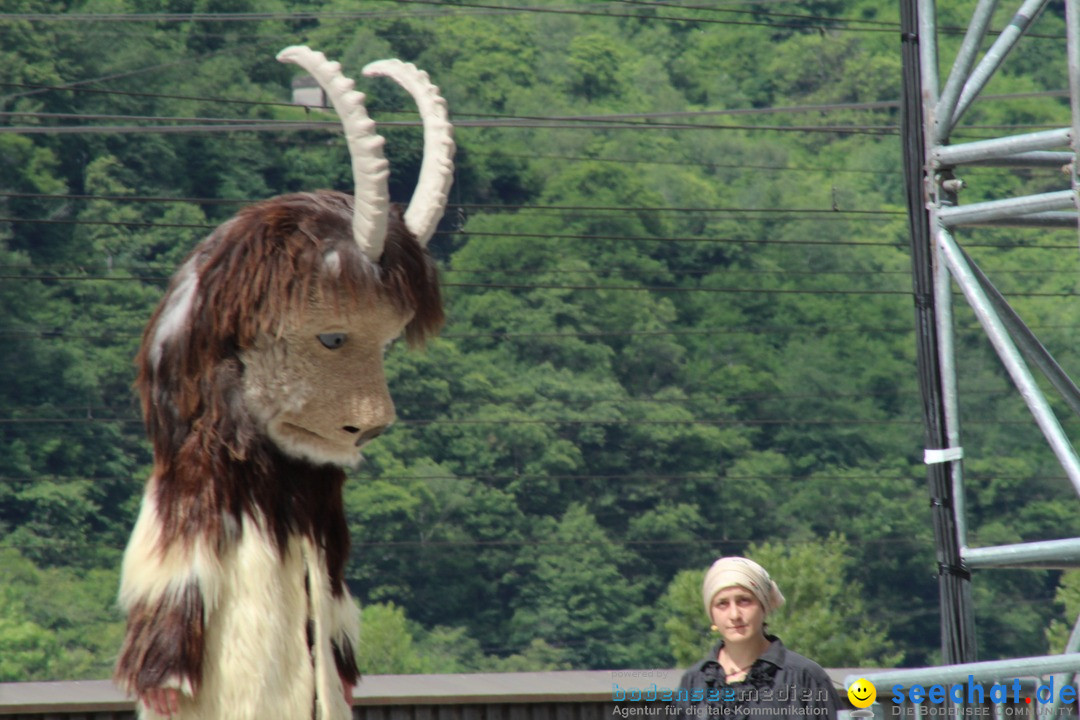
[114,46,453,720]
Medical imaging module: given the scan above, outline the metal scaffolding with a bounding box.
[857,0,1080,713]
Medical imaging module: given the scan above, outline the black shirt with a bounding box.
[671,635,842,719]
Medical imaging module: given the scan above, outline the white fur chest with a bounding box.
[192,524,315,720]
[122,493,355,720]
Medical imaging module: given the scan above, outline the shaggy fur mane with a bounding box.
[134,189,443,562]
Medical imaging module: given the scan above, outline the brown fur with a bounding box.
[116,584,205,696]
[332,636,360,687]
[134,190,442,564]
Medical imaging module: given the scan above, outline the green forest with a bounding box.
[3,0,1080,682]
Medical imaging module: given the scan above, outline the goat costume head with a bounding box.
[139,47,453,473]
[117,49,453,719]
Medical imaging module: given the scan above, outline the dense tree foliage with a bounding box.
[3,0,1080,680]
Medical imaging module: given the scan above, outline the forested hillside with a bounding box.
[3,0,1080,681]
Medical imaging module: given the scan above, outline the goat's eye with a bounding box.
[317,333,346,350]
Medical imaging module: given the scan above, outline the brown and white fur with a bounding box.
[114,49,453,720]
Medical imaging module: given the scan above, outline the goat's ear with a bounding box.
[277,46,390,261]
[363,59,455,248]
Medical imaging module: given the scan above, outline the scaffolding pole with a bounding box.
[896,0,1080,690]
[901,0,977,665]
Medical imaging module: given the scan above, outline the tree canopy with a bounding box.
[2,0,1080,679]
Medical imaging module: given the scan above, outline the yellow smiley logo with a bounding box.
[847,678,877,708]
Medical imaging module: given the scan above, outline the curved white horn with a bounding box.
[277,45,389,261]
[362,59,455,248]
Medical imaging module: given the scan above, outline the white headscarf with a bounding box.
[702,556,785,618]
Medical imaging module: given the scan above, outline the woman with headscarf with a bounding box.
[671,557,841,718]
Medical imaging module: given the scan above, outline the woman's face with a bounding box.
[710,585,765,644]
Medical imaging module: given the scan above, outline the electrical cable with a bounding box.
[0,217,909,239]
[0,193,907,215]
[0,263,921,278]
[1,471,1062,486]
[613,0,900,28]
[1,385,1047,420]
[0,4,907,34]
[0,110,291,125]
[0,119,900,135]
[0,44,273,104]
[0,275,921,296]
[0,81,903,118]
[4,79,1067,121]
[6,320,1080,342]
[0,416,926,426]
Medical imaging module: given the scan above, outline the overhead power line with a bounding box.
[0,275,921,296]
[0,45,269,104]
[0,534,938,554]
[7,385,1048,420]
[11,261,1076,280]
[614,0,898,27]
[4,321,1078,343]
[0,110,289,125]
[382,0,906,33]
[0,471,1062,486]
[0,119,900,135]
[4,118,1063,137]
[0,262,917,278]
[1,82,903,120]
[0,215,907,239]
[0,193,902,216]
[0,82,300,110]
[0,3,904,33]
[0,390,920,416]
[0,414,1066,430]
[449,230,1080,249]
[0,9,463,22]
[0,325,920,343]
[0,415,924,427]
[4,79,1064,120]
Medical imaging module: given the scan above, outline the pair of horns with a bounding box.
[276,45,455,261]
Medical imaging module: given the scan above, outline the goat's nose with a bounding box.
[343,424,388,444]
